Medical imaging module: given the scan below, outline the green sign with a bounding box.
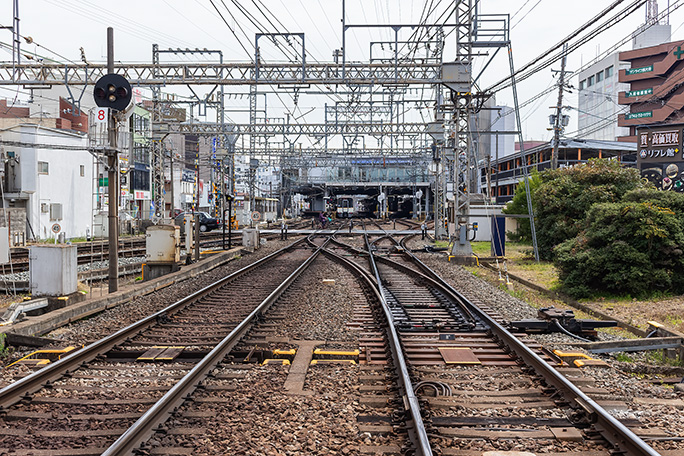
[675,46,684,60]
[626,88,653,97]
[625,111,653,120]
[98,177,108,186]
[626,65,653,75]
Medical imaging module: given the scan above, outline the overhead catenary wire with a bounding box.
[486,0,648,93]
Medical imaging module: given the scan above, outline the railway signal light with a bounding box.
[93,74,132,112]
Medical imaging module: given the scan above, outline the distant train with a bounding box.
[333,195,375,218]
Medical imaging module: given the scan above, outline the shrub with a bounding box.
[534,159,647,260]
[554,201,684,298]
[502,171,541,242]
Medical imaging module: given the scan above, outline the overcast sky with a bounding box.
[1,0,682,143]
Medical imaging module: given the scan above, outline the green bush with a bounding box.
[534,159,646,260]
[502,171,541,242]
[623,188,684,217]
[554,201,684,298]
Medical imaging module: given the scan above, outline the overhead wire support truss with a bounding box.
[0,62,442,87]
[170,122,430,136]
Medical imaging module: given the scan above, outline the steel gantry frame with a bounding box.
[0,62,442,87]
[0,8,533,245]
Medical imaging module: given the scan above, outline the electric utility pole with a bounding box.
[551,43,570,170]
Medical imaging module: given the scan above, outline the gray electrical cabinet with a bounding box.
[29,245,77,296]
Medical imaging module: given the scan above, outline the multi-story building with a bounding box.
[577,54,631,140]
[482,138,636,203]
[128,105,151,219]
[618,38,684,142]
[1,123,92,239]
[578,20,671,141]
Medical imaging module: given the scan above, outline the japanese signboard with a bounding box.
[626,64,653,76]
[626,88,653,98]
[637,125,684,192]
[625,111,653,120]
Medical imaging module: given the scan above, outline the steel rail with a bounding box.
[397,236,661,456]
[0,238,307,410]
[373,253,478,325]
[318,245,430,456]
[363,233,434,456]
[331,236,478,325]
[102,237,329,455]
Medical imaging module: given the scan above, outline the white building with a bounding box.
[577,54,631,141]
[487,105,516,160]
[578,22,671,140]
[2,124,93,240]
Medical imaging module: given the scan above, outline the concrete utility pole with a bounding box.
[106,27,119,293]
[551,43,569,170]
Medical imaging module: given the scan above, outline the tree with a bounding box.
[534,159,647,260]
[555,201,684,298]
[501,171,541,242]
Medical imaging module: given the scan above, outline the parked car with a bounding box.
[174,211,220,233]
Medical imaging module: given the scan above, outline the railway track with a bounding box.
[0,237,316,454]
[332,232,665,455]
[2,227,299,274]
[0,228,675,455]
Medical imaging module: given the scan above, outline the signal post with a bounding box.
[93,27,131,293]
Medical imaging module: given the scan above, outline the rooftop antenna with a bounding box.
[646,0,659,24]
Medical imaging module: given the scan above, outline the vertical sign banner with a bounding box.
[637,126,684,191]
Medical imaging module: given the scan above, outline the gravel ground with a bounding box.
[269,257,362,342]
[159,365,406,455]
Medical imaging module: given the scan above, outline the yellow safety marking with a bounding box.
[7,357,50,368]
[310,359,356,365]
[5,347,75,368]
[647,321,664,328]
[313,349,360,356]
[574,359,609,368]
[57,296,69,301]
[553,350,591,359]
[272,349,296,356]
[262,359,291,366]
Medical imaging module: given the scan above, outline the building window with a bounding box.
[130,169,150,191]
[80,165,85,177]
[596,71,603,82]
[579,80,586,90]
[38,161,49,174]
[133,144,149,164]
[587,75,595,86]
[605,66,613,78]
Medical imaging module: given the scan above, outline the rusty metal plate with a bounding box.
[438,347,481,365]
[137,346,185,361]
[550,426,584,442]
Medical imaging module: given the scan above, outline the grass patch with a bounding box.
[470,241,491,256]
[643,350,684,367]
[615,353,634,363]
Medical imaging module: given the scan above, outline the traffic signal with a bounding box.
[93,74,132,112]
